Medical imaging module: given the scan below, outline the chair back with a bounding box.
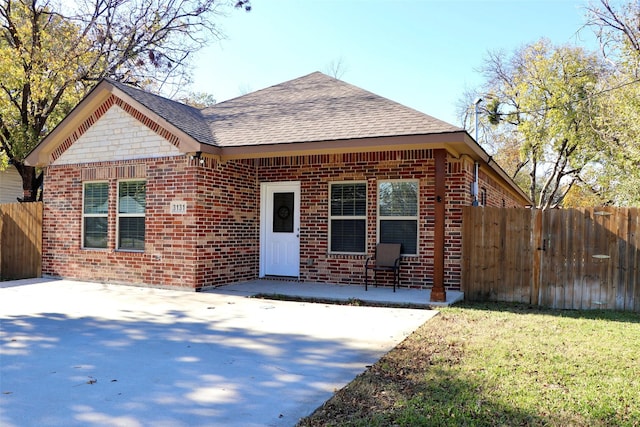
[376,243,401,267]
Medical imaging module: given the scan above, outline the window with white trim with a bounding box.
[117,180,146,251]
[378,180,418,255]
[329,182,366,253]
[83,182,108,249]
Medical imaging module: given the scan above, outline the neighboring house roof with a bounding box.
[25,71,531,204]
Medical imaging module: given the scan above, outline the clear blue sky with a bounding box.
[191,0,600,127]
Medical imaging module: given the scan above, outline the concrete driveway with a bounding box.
[0,279,437,427]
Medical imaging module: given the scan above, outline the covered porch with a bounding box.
[203,279,464,308]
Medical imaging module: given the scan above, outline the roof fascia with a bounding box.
[219,132,470,160]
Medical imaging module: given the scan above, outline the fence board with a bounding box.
[0,202,42,280]
[463,207,640,312]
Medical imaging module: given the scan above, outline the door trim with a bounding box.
[259,181,301,278]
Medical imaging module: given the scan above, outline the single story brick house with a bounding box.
[26,72,530,298]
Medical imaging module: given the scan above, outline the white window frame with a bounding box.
[117,179,146,252]
[328,181,367,254]
[377,179,419,256]
[82,181,109,250]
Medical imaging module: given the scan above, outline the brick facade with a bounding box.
[255,150,520,290]
[42,144,523,291]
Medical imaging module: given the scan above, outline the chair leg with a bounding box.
[365,268,368,291]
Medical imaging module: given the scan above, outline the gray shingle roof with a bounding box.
[202,72,461,147]
[110,72,461,148]
[108,79,216,146]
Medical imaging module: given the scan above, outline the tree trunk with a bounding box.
[12,161,41,202]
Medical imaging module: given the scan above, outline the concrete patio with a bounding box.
[204,279,464,308]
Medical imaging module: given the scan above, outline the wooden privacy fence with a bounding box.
[462,207,640,312]
[0,202,42,280]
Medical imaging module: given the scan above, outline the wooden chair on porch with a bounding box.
[365,243,402,292]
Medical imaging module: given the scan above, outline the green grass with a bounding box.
[297,303,640,426]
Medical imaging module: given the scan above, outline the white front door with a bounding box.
[260,182,300,277]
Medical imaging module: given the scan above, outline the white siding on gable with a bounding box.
[54,105,181,165]
[0,167,23,203]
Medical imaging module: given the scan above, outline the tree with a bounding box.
[463,39,606,209]
[178,92,217,108]
[324,56,348,79]
[584,0,640,206]
[0,0,250,201]
[586,0,640,68]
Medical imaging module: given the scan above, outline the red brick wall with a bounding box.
[42,155,260,290]
[42,150,524,291]
[43,157,202,289]
[193,157,259,288]
[256,150,523,290]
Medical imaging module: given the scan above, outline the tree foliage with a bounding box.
[0,0,249,201]
[177,92,217,108]
[461,0,640,208]
[585,0,640,206]
[471,39,605,209]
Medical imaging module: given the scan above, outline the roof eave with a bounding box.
[218,131,469,159]
[459,132,531,205]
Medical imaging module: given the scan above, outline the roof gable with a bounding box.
[25,81,205,166]
[53,104,181,165]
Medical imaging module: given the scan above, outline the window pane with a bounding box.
[379,182,418,216]
[119,217,145,250]
[331,183,366,216]
[273,192,294,233]
[380,220,417,255]
[119,181,146,214]
[84,217,107,248]
[84,182,108,214]
[331,219,365,253]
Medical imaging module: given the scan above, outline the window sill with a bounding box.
[328,252,366,257]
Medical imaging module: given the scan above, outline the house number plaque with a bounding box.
[170,200,188,215]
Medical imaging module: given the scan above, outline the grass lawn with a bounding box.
[297,302,640,427]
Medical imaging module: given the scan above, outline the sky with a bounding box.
[190,0,602,127]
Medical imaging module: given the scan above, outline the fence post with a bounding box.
[531,209,543,306]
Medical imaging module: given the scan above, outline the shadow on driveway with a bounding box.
[0,280,436,427]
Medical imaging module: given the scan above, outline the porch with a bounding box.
[203,279,464,308]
